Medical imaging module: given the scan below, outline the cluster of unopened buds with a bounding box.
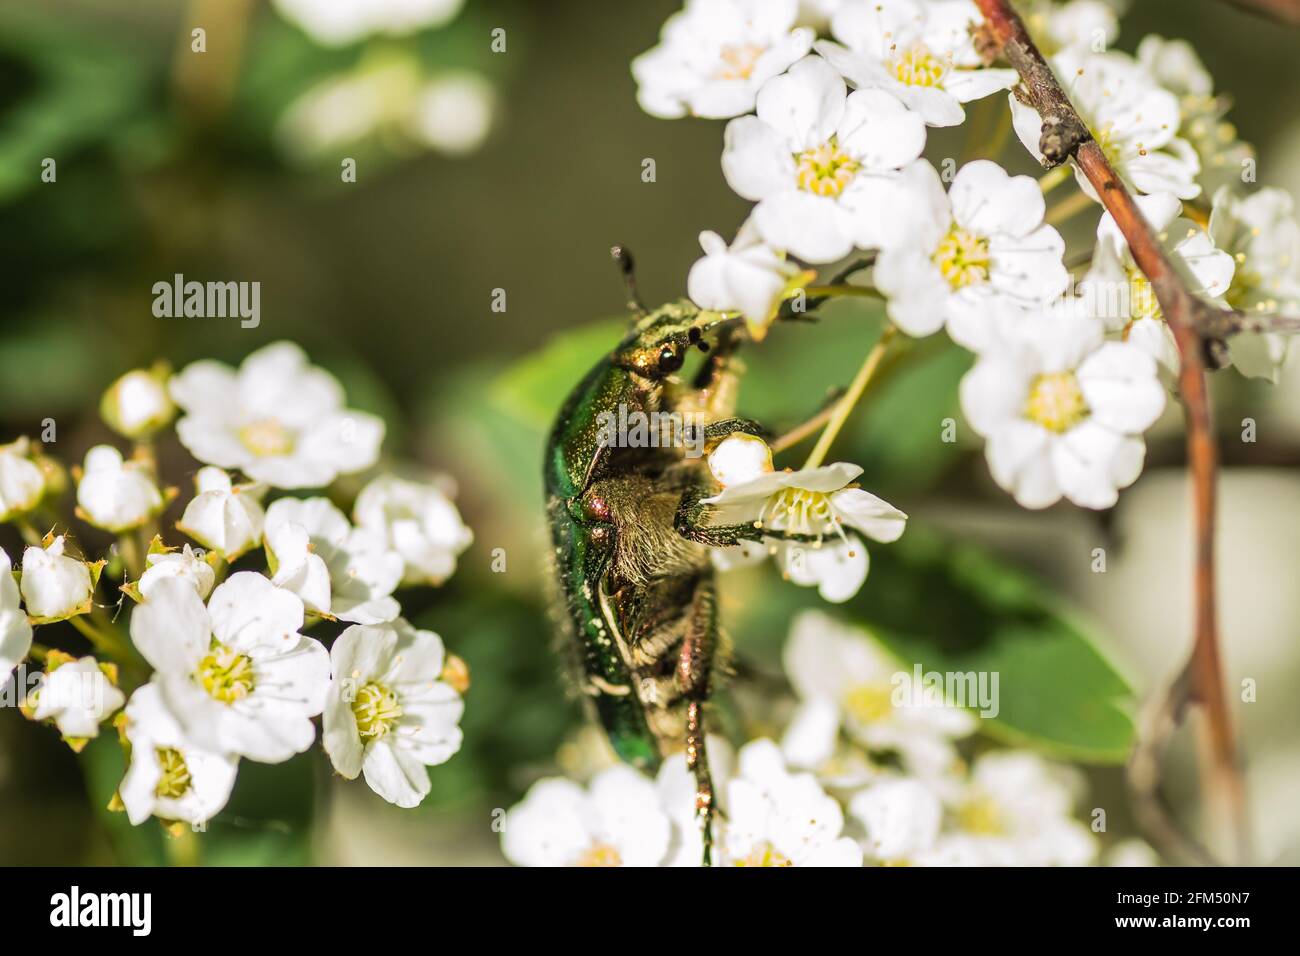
[1,341,473,831]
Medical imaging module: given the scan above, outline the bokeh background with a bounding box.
[2,0,1299,865]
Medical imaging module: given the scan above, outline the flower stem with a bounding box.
[802,325,897,470]
[803,284,883,300]
[1039,164,1073,194]
[1045,189,1096,226]
[69,614,134,663]
[28,642,49,663]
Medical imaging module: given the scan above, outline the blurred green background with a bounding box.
[3,0,1300,865]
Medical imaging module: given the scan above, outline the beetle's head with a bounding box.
[611,300,743,380]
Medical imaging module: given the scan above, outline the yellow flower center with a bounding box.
[957,796,1005,835]
[734,842,794,867]
[238,417,295,457]
[352,682,403,740]
[716,43,765,81]
[933,226,992,289]
[891,43,948,87]
[795,141,860,198]
[843,683,895,725]
[154,747,192,799]
[1095,122,1125,168]
[197,644,256,703]
[1126,267,1161,322]
[1024,372,1089,433]
[759,486,837,537]
[574,842,623,867]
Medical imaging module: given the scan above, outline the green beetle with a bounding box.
[543,249,815,865]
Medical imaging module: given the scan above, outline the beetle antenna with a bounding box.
[610,244,646,316]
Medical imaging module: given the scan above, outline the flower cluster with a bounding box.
[635,0,1300,512]
[1,341,473,830]
[500,611,1139,867]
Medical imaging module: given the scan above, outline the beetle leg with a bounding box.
[702,417,769,445]
[673,483,824,548]
[677,578,717,866]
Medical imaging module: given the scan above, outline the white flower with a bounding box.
[322,619,464,808]
[100,366,175,439]
[20,536,96,623]
[1209,186,1300,381]
[0,548,32,681]
[353,475,472,586]
[170,341,384,490]
[1081,192,1235,374]
[272,0,463,47]
[687,215,802,340]
[25,655,125,746]
[874,159,1069,345]
[721,55,929,262]
[781,610,974,777]
[960,301,1166,509]
[632,0,814,120]
[409,72,495,156]
[1019,0,1119,58]
[849,776,943,863]
[815,0,1018,127]
[75,445,165,534]
[1105,837,1160,867]
[0,438,46,523]
[945,751,1098,866]
[721,739,862,865]
[129,574,330,763]
[118,684,239,827]
[176,467,266,560]
[266,497,403,624]
[702,434,907,603]
[502,765,672,867]
[1010,50,1200,201]
[1136,35,1253,199]
[138,545,216,601]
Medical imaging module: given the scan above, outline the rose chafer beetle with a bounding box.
[543,248,822,865]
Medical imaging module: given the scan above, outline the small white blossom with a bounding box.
[721,739,863,866]
[25,654,125,746]
[1018,0,1120,58]
[75,445,165,534]
[176,467,266,561]
[409,72,496,156]
[815,0,1018,127]
[0,548,33,681]
[353,475,473,586]
[1137,35,1254,199]
[781,610,974,777]
[1105,837,1160,867]
[20,536,97,623]
[687,215,802,340]
[849,776,944,863]
[118,684,239,827]
[874,159,1069,346]
[1209,186,1300,381]
[100,367,175,439]
[960,301,1166,509]
[502,765,672,867]
[721,55,929,262]
[170,341,384,490]
[322,619,464,808]
[1081,192,1235,374]
[632,0,814,120]
[1011,50,1200,201]
[272,0,463,47]
[703,434,906,603]
[0,438,46,523]
[129,574,330,763]
[266,496,403,624]
[138,545,216,601]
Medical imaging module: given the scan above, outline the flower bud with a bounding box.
[0,438,46,523]
[21,536,97,622]
[100,365,175,439]
[75,446,165,533]
[175,466,266,559]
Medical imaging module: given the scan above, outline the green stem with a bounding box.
[28,642,49,663]
[1039,164,1072,194]
[1045,189,1096,226]
[69,614,134,663]
[803,284,883,300]
[803,325,897,470]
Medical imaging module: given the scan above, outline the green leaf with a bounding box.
[849,527,1136,763]
[490,317,622,430]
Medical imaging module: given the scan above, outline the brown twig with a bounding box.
[974,0,1250,865]
[1219,0,1300,26]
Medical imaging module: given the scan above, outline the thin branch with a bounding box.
[974,0,1250,865]
[1219,0,1300,26]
